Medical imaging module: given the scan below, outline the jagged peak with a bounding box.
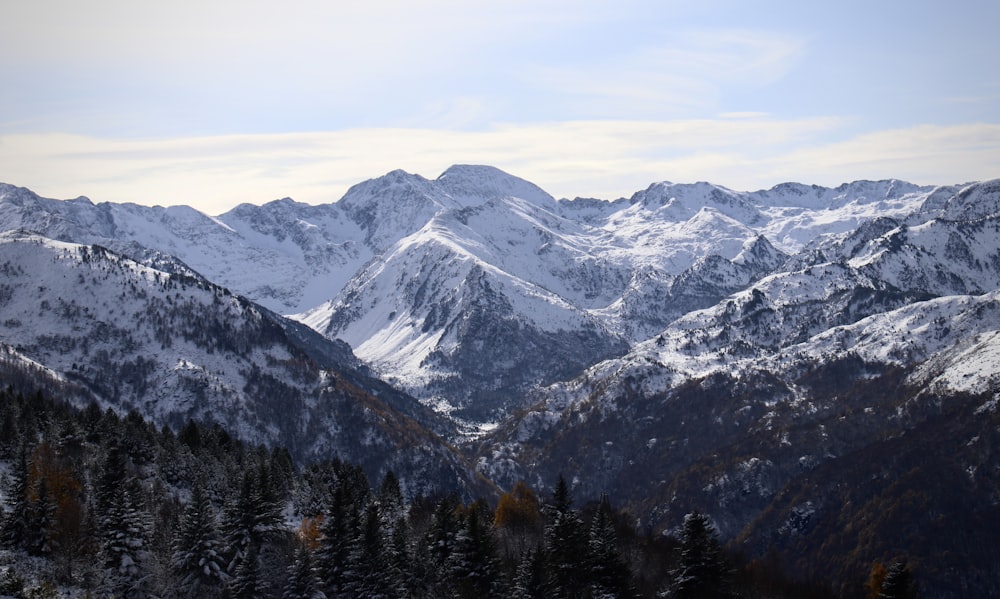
[939,178,1000,221]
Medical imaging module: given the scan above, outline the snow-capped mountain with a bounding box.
[2,168,999,594]
[472,178,1000,542]
[0,231,490,499]
[0,169,952,431]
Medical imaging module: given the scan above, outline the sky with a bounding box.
[1,0,998,214]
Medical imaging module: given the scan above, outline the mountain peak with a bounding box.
[435,164,555,207]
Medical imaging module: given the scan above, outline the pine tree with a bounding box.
[344,500,391,598]
[878,561,918,599]
[282,544,323,599]
[385,515,412,597]
[378,470,406,525]
[668,511,732,599]
[588,496,632,598]
[449,503,502,599]
[1,448,32,550]
[426,495,461,574]
[316,481,362,597]
[219,459,287,589]
[230,545,262,599]
[544,476,588,599]
[96,445,150,598]
[99,483,150,598]
[171,483,227,598]
[511,545,548,599]
[252,460,285,542]
[27,476,58,557]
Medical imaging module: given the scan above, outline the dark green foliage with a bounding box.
[315,471,366,596]
[450,502,502,598]
[588,496,632,598]
[668,511,732,599]
[27,477,57,557]
[0,384,864,598]
[879,561,918,599]
[171,483,227,598]
[1,448,31,549]
[282,544,321,599]
[230,545,262,599]
[544,476,589,598]
[511,546,548,599]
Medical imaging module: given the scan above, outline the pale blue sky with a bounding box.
[2,0,998,212]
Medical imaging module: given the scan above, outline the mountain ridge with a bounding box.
[2,169,999,595]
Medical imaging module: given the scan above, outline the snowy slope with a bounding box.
[475,180,1000,495]
[0,172,991,432]
[0,231,488,497]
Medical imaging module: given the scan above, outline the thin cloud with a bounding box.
[4,119,995,213]
[523,29,804,118]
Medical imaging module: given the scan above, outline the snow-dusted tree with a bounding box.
[95,444,151,598]
[1,448,31,550]
[544,476,588,598]
[385,515,412,597]
[588,496,632,598]
[99,483,150,597]
[222,462,286,578]
[449,502,502,599]
[171,483,227,598]
[221,471,256,576]
[316,482,362,597]
[377,470,406,525]
[879,561,918,599]
[27,476,58,557]
[343,500,394,598]
[667,511,732,599]
[229,544,262,599]
[511,545,547,599]
[282,543,324,599]
[425,495,461,582]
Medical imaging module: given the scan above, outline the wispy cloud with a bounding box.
[4,119,995,213]
[524,29,805,118]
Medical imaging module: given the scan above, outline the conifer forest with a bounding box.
[0,383,925,598]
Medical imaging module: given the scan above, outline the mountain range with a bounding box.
[1,167,998,595]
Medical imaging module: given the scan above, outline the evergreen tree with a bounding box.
[316,481,362,597]
[425,495,461,576]
[222,470,254,574]
[544,476,588,599]
[171,483,227,598]
[230,545,263,599]
[99,482,150,598]
[282,544,323,599]
[252,460,285,541]
[588,496,632,598]
[1,448,32,550]
[221,466,281,577]
[377,470,406,528]
[449,502,502,599]
[511,545,548,599]
[385,515,412,597]
[668,511,732,599]
[96,444,150,598]
[27,476,58,557]
[879,561,918,599]
[344,500,392,598]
